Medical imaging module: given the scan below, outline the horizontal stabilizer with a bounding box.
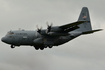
[82,29,103,35]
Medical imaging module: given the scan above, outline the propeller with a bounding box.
[46,22,53,33]
[36,25,42,33]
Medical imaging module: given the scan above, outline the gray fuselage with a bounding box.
[1,30,81,47]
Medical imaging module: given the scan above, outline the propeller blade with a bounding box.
[36,25,39,29]
[50,22,53,26]
[40,26,42,30]
[36,25,42,33]
[46,21,49,26]
[46,22,53,33]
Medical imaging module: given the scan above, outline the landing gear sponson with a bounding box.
[34,45,53,50]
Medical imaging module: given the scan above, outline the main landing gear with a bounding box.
[48,45,53,48]
[44,45,53,48]
[34,45,53,50]
[34,46,44,50]
[34,46,39,50]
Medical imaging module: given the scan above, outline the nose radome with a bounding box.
[1,37,11,44]
[1,37,6,42]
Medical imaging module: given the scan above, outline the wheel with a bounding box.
[11,45,15,48]
[40,47,44,50]
[44,45,47,48]
[34,46,39,50]
[48,45,53,48]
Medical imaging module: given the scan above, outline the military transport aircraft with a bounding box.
[1,7,102,50]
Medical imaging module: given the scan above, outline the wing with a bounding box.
[36,21,87,36]
[59,21,87,32]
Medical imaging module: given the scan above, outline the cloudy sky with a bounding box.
[0,0,105,70]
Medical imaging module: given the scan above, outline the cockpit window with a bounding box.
[7,31,14,35]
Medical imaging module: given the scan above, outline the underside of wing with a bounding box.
[59,21,86,29]
[59,21,87,32]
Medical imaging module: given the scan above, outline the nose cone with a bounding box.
[1,37,8,43]
[1,37,12,44]
[1,37,5,42]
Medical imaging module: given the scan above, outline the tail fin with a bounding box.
[77,7,92,32]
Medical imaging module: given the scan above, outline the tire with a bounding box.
[11,45,15,48]
[48,45,53,48]
[40,47,44,50]
[44,45,47,48]
[34,46,39,50]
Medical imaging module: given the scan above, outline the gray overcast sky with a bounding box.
[0,0,105,70]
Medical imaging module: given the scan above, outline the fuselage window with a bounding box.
[9,36,13,38]
[16,33,27,35]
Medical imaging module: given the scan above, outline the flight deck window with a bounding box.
[7,32,14,35]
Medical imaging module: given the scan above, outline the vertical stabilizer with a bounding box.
[77,7,92,32]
